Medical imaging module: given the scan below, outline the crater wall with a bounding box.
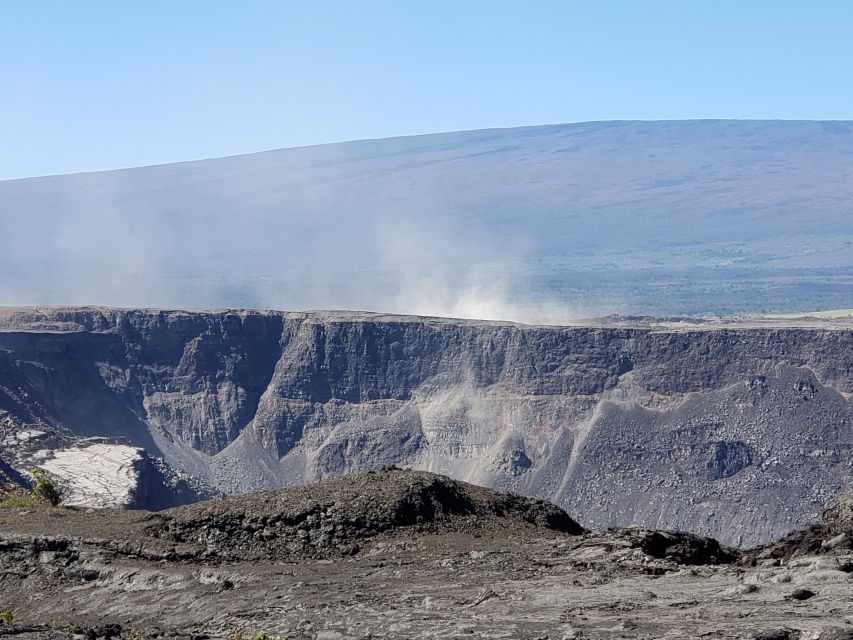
[0,307,850,546]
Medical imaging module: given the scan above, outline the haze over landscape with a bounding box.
[5,2,853,322]
[4,3,853,639]
[2,119,852,320]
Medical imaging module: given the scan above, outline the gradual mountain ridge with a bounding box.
[2,120,852,316]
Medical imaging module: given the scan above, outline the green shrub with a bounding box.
[31,468,62,506]
[2,491,40,508]
[233,631,276,640]
[1,468,62,508]
[0,610,14,624]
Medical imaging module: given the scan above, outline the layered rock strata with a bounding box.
[0,307,850,546]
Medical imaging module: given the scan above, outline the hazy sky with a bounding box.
[3,0,853,179]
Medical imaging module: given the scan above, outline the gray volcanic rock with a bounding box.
[752,490,853,561]
[824,491,853,534]
[0,475,849,640]
[0,458,26,494]
[36,443,212,510]
[626,528,735,565]
[0,306,851,546]
[154,468,583,559]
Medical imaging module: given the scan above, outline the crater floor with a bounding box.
[1,471,853,640]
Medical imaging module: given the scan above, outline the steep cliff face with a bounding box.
[0,307,851,546]
[0,458,25,494]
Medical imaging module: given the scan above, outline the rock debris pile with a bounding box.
[750,490,853,561]
[152,468,584,559]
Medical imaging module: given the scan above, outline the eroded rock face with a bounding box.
[823,492,853,534]
[742,490,853,562]
[0,457,25,494]
[0,307,851,546]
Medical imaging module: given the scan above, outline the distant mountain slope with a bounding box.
[1,121,852,317]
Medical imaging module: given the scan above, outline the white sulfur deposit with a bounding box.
[40,443,144,508]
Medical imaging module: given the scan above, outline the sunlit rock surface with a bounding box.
[0,306,851,546]
[37,443,202,510]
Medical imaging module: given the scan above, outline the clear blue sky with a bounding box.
[2,0,852,179]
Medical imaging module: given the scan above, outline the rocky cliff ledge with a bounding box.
[0,307,850,546]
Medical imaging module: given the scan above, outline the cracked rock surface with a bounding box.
[2,471,853,640]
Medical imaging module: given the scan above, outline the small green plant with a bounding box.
[233,631,275,640]
[42,620,61,640]
[1,468,62,508]
[0,610,14,624]
[31,468,62,506]
[2,490,40,509]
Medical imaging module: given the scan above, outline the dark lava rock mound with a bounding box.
[824,491,853,535]
[749,491,853,562]
[151,468,584,559]
[628,529,737,565]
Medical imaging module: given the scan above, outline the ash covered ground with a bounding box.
[2,469,853,640]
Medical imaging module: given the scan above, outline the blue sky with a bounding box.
[2,0,852,179]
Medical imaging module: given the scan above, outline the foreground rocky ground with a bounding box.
[2,470,853,640]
